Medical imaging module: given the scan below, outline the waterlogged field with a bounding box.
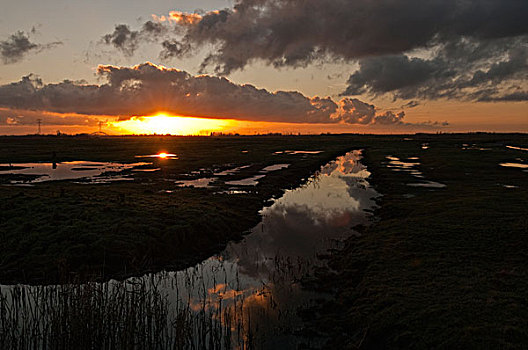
[0,133,527,348]
[1,151,377,348]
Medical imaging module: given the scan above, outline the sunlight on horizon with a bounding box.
[109,114,235,135]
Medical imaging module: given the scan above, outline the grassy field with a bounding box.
[1,133,527,348]
[305,133,528,348]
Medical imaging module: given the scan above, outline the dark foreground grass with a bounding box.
[306,133,528,348]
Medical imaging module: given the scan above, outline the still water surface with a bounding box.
[0,161,150,184]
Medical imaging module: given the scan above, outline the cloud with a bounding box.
[0,108,101,126]
[342,37,528,102]
[0,30,62,64]
[477,91,528,102]
[401,101,420,109]
[100,0,527,104]
[102,21,169,56]
[145,0,527,75]
[0,62,427,126]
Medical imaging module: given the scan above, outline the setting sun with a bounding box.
[108,114,234,135]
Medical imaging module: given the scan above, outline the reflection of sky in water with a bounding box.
[225,174,266,186]
[506,145,528,152]
[386,156,423,177]
[407,181,447,188]
[260,163,290,172]
[175,177,217,188]
[500,162,528,169]
[385,155,447,188]
[462,144,491,151]
[135,153,178,159]
[213,164,251,176]
[0,161,150,183]
[273,150,323,155]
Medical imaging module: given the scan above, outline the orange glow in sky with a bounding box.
[109,114,235,135]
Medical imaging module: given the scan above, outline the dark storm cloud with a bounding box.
[341,55,441,96]
[342,37,528,101]
[102,21,169,56]
[157,0,527,74]
[0,31,62,64]
[478,91,528,102]
[0,63,423,126]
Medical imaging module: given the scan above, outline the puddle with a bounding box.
[0,161,150,184]
[506,145,528,152]
[174,164,288,188]
[260,164,290,172]
[386,156,422,177]
[133,168,160,172]
[0,150,378,348]
[175,177,217,188]
[500,162,528,169]
[386,156,445,187]
[225,174,266,186]
[135,153,178,159]
[462,144,491,151]
[421,143,429,150]
[274,150,323,155]
[215,189,251,195]
[407,181,446,188]
[214,165,251,176]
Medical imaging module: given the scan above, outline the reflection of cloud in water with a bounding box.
[224,150,377,281]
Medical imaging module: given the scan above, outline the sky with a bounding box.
[0,0,526,135]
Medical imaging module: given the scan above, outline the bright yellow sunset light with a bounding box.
[109,114,234,135]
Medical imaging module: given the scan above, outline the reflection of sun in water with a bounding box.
[109,113,234,135]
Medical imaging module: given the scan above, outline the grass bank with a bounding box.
[306,133,528,348]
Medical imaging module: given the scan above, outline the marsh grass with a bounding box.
[0,250,325,349]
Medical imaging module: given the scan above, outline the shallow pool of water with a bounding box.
[274,150,323,155]
[260,164,290,172]
[225,174,266,186]
[175,177,218,188]
[214,165,251,176]
[135,153,178,159]
[500,162,528,169]
[407,181,447,188]
[0,161,150,184]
